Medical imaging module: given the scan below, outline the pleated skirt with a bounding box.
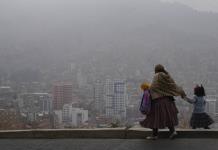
[190,113,214,128]
[140,97,178,129]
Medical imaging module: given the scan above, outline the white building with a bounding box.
[54,110,63,128]
[19,93,52,113]
[104,79,127,120]
[206,98,216,115]
[62,104,88,127]
[77,68,87,88]
[19,93,52,121]
[94,80,104,114]
[205,97,218,129]
[213,113,218,128]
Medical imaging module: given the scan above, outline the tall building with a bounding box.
[77,69,87,88]
[105,79,127,120]
[62,104,88,127]
[52,82,73,110]
[94,80,104,114]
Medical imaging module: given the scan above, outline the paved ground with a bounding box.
[0,139,218,150]
[0,139,217,150]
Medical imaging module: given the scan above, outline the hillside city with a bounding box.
[0,59,217,130]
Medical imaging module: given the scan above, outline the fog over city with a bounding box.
[0,0,218,129]
[162,0,218,12]
[1,0,218,75]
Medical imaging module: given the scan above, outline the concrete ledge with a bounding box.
[127,129,218,139]
[0,128,218,139]
[0,129,126,139]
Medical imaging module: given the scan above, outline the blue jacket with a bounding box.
[185,96,206,113]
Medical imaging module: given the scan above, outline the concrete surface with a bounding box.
[0,128,218,139]
[0,139,217,150]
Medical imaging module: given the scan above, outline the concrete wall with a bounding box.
[0,128,218,139]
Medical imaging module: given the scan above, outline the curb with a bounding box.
[0,129,218,139]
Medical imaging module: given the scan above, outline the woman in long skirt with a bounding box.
[140,64,186,140]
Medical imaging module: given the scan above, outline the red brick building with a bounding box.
[52,82,73,110]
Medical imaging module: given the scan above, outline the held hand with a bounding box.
[181,94,186,99]
[178,86,186,99]
[180,90,186,99]
[182,96,188,102]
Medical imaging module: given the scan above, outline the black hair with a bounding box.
[194,85,206,97]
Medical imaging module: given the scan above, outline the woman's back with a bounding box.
[150,72,183,100]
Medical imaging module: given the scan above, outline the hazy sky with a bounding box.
[162,0,218,12]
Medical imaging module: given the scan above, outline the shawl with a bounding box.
[150,72,183,100]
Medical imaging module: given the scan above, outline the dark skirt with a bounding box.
[190,113,214,128]
[140,97,178,129]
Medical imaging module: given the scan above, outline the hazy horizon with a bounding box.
[162,0,218,12]
[0,0,218,75]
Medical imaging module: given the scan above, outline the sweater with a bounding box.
[185,96,206,113]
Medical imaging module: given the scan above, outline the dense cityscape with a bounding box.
[0,58,217,130]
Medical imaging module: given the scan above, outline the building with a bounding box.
[77,69,87,88]
[215,95,218,114]
[213,114,218,128]
[52,82,73,110]
[62,104,88,127]
[0,86,16,109]
[53,110,63,128]
[205,98,216,115]
[94,80,104,114]
[205,97,218,129]
[0,109,23,130]
[104,79,127,120]
[205,98,217,128]
[19,93,52,122]
[19,82,46,93]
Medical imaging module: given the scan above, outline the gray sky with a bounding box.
[162,0,218,12]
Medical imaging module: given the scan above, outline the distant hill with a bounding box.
[0,0,217,77]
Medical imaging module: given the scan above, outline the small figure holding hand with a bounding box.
[184,85,214,129]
